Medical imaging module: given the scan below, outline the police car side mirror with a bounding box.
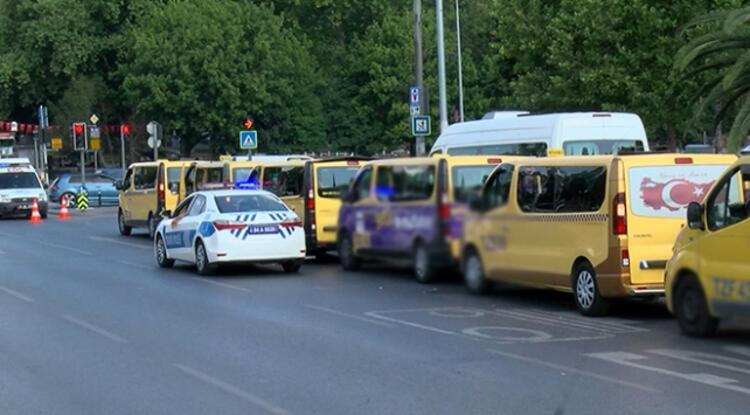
[687,202,704,230]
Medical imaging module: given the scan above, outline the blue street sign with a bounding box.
[239,130,258,150]
[411,115,431,137]
[409,86,421,108]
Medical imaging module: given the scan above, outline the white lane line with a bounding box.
[0,285,35,303]
[648,349,750,375]
[726,346,750,358]
[487,349,656,393]
[365,310,460,336]
[192,277,251,293]
[174,364,290,415]
[117,260,153,270]
[61,314,128,343]
[37,241,92,256]
[588,351,750,396]
[304,305,395,328]
[89,236,151,250]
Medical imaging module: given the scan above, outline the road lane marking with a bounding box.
[0,285,35,303]
[192,277,250,293]
[37,241,92,256]
[304,305,395,328]
[588,351,750,396]
[487,349,656,393]
[496,308,647,334]
[61,314,128,343]
[117,260,153,270]
[365,310,461,336]
[648,349,750,375]
[89,236,151,250]
[174,364,290,415]
[726,346,750,358]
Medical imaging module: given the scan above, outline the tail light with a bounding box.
[613,192,627,235]
[621,249,630,268]
[212,220,247,231]
[158,171,165,203]
[438,188,451,238]
[674,157,693,165]
[305,189,315,230]
[281,218,302,228]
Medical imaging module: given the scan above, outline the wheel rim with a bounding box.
[466,255,483,289]
[415,246,428,278]
[196,244,206,270]
[156,238,166,264]
[64,195,76,208]
[576,270,595,309]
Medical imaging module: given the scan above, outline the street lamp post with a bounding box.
[436,0,448,134]
[455,0,465,122]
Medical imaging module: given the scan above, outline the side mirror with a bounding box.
[114,180,124,190]
[687,202,704,230]
[468,194,484,212]
[160,210,171,219]
[340,188,353,204]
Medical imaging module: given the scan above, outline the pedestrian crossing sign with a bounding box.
[239,130,258,150]
[411,115,431,137]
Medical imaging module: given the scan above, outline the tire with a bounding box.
[154,235,175,268]
[62,193,76,209]
[147,213,158,240]
[282,259,303,273]
[463,248,491,294]
[674,274,718,337]
[118,209,132,236]
[413,242,436,284]
[338,233,360,271]
[572,261,610,317]
[195,240,215,276]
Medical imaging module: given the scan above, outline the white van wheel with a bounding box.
[572,262,609,316]
[464,249,490,294]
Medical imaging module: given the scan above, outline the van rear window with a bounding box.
[317,166,359,198]
[628,165,729,218]
[375,165,435,202]
[452,165,496,203]
[263,167,303,197]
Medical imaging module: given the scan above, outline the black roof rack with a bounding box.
[311,156,373,163]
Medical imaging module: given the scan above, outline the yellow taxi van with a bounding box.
[665,156,750,336]
[461,153,736,315]
[302,157,369,256]
[184,161,226,197]
[116,160,192,238]
[337,155,509,282]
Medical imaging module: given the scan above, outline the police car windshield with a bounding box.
[215,194,288,213]
[0,172,40,189]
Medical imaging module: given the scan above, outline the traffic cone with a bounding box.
[58,195,70,221]
[29,198,42,224]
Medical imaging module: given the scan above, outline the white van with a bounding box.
[430,111,650,157]
[0,158,48,218]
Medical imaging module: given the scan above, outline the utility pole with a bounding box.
[413,0,425,156]
[436,0,448,133]
[455,0,465,122]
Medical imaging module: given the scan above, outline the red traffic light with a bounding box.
[121,124,131,135]
[73,123,84,135]
[242,116,254,130]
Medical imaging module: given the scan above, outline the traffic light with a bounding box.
[242,116,254,130]
[121,123,131,137]
[72,122,87,151]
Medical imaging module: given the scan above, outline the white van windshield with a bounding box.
[447,142,547,157]
[628,164,728,218]
[563,140,644,155]
[0,172,41,189]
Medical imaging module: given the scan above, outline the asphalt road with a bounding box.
[1,208,749,415]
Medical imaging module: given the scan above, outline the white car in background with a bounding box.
[153,189,306,275]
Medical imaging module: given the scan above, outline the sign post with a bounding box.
[411,115,432,137]
[409,86,428,156]
[147,121,161,161]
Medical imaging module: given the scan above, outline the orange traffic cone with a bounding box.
[58,195,70,221]
[29,198,42,224]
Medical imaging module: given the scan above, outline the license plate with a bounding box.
[19,205,30,210]
[246,225,279,235]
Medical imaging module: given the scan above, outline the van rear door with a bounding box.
[624,156,733,285]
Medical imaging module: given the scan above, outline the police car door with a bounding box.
[163,195,195,261]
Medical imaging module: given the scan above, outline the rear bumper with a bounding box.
[597,273,664,298]
[206,232,306,263]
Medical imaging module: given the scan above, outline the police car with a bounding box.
[0,158,48,218]
[153,189,306,275]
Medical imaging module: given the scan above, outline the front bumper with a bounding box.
[0,201,48,216]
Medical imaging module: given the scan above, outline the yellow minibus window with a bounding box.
[452,165,496,203]
[263,166,303,197]
[317,166,359,198]
[167,167,181,194]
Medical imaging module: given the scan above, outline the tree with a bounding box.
[675,4,750,151]
[120,0,324,155]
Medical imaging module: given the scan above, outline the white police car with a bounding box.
[153,189,305,275]
[0,158,48,218]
